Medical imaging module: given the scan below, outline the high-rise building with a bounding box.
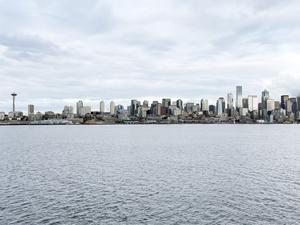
[261,89,270,110]
[236,86,242,110]
[100,101,105,113]
[209,105,216,114]
[267,99,275,112]
[130,100,140,116]
[185,103,194,113]
[78,106,91,117]
[242,98,249,109]
[176,99,183,110]
[248,95,258,112]
[28,104,34,115]
[162,98,171,108]
[76,100,83,115]
[281,95,289,110]
[227,93,234,109]
[297,96,300,112]
[289,98,298,115]
[201,99,209,112]
[216,97,225,115]
[62,105,74,119]
[110,101,115,115]
[143,100,149,107]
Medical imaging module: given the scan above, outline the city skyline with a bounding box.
[1,1,300,113]
[1,85,299,114]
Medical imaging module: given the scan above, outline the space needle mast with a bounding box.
[11,92,17,112]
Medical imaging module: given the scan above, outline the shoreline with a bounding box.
[0,122,298,126]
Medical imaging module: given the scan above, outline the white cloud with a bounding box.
[0,0,300,112]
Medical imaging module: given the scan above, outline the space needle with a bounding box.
[11,92,17,112]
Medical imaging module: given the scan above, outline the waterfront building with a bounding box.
[150,101,161,116]
[169,105,182,116]
[281,95,289,110]
[110,101,115,115]
[267,99,275,112]
[248,95,258,112]
[28,104,34,115]
[130,100,140,116]
[241,98,249,116]
[0,112,5,121]
[274,101,281,110]
[143,100,149,107]
[162,98,171,108]
[216,97,225,116]
[201,99,209,112]
[76,100,83,115]
[79,106,91,117]
[100,101,105,113]
[35,112,43,121]
[62,105,74,119]
[185,103,194,114]
[45,111,56,120]
[209,105,216,115]
[176,99,183,110]
[227,93,234,109]
[261,90,270,109]
[115,105,124,114]
[236,86,242,111]
[261,89,270,119]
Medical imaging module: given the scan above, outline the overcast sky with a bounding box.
[1,0,300,112]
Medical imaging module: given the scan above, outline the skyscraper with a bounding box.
[261,89,270,120]
[261,89,270,110]
[297,96,300,112]
[130,100,140,116]
[236,86,242,110]
[110,101,115,115]
[76,100,83,115]
[248,95,258,112]
[267,99,275,112]
[227,93,234,109]
[100,101,105,113]
[28,104,34,115]
[216,97,225,115]
[162,98,171,108]
[201,99,209,112]
[176,99,183,110]
[281,95,289,110]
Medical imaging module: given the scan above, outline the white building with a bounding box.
[100,101,105,113]
[267,99,275,112]
[110,101,115,115]
[62,105,74,119]
[201,99,209,111]
[248,95,258,112]
[0,112,5,121]
[79,106,91,117]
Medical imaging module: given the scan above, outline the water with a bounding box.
[0,125,299,225]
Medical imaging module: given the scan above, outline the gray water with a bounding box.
[0,125,299,225]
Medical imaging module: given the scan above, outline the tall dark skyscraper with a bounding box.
[281,95,289,110]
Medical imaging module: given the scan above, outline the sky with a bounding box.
[1,0,300,112]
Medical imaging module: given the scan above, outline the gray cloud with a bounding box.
[0,0,300,112]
